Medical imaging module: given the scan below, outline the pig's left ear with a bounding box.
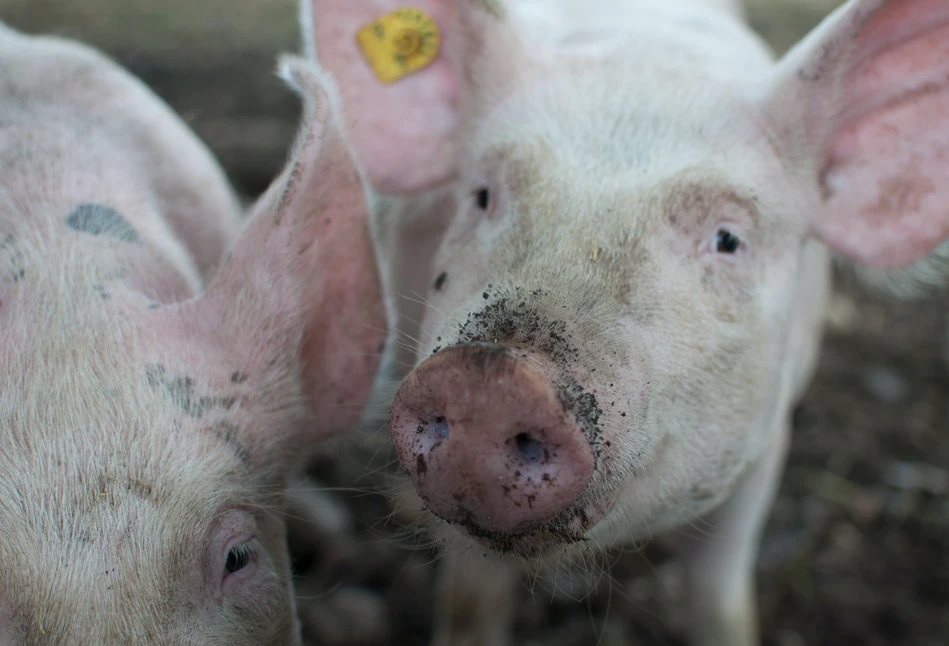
[765,0,949,269]
[174,56,389,440]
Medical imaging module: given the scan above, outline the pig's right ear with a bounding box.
[297,0,507,195]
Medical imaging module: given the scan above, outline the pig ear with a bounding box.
[175,56,389,439]
[298,0,503,195]
[765,0,949,269]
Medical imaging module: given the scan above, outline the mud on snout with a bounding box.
[389,287,627,559]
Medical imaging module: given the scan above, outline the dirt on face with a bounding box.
[6,1,947,644]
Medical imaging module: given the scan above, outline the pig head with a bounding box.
[0,23,388,644]
[305,0,949,643]
[308,0,948,552]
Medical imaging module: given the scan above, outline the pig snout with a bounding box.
[389,343,594,535]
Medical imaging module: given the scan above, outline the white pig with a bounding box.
[0,22,389,644]
[302,0,949,644]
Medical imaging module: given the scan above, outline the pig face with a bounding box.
[0,299,301,642]
[388,73,807,557]
[0,28,388,643]
[307,0,949,561]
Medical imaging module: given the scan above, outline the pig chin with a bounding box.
[429,488,620,560]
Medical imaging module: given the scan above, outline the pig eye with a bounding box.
[714,229,742,254]
[225,543,254,575]
[474,187,490,211]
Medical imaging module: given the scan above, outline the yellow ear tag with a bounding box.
[356,8,442,84]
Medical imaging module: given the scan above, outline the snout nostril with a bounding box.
[417,413,449,441]
[392,345,601,536]
[514,432,543,463]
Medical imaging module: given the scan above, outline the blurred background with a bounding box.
[3,1,947,644]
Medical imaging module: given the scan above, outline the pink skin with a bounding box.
[299,0,463,194]
[774,0,949,269]
[390,344,595,540]
[304,0,949,642]
[311,0,949,552]
[0,23,388,644]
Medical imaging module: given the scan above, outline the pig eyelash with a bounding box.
[224,542,255,575]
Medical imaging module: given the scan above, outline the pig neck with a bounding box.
[0,125,205,307]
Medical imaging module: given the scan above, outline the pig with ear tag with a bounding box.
[301,0,949,644]
[0,21,388,645]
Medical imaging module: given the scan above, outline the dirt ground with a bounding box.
[4,1,948,644]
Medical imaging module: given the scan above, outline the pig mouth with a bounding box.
[430,504,593,559]
[425,492,617,560]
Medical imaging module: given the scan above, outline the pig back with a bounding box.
[0,22,242,292]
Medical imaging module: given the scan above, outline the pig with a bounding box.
[302,0,949,643]
[0,21,389,644]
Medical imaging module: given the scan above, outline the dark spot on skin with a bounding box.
[556,378,603,461]
[65,203,141,243]
[92,474,160,510]
[210,422,253,465]
[433,271,447,291]
[145,364,237,418]
[864,170,935,223]
[93,284,110,300]
[575,509,591,530]
[797,41,834,83]
[125,479,154,499]
[275,124,318,221]
[416,453,428,476]
[1,234,26,283]
[443,290,606,463]
[230,371,248,385]
[147,302,161,310]
[453,288,582,365]
[665,184,759,235]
